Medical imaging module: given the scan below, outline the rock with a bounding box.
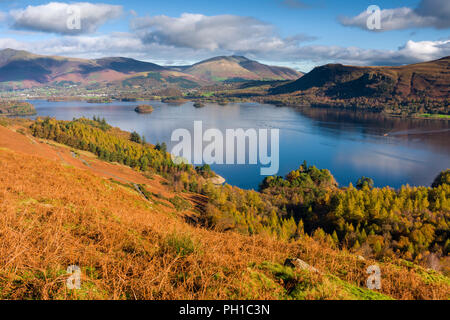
[209,175,226,185]
[284,258,319,273]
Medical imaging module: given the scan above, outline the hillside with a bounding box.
[271,56,450,98]
[0,49,182,90]
[173,56,302,82]
[0,100,36,116]
[0,118,448,300]
[0,49,301,90]
[268,56,450,114]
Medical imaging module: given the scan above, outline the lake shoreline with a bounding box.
[21,97,450,121]
[14,99,450,190]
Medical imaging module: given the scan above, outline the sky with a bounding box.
[0,0,448,71]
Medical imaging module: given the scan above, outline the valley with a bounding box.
[0,50,448,302]
[1,50,447,119]
[0,0,448,305]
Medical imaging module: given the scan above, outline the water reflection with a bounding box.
[297,107,450,153]
[28,100,450,190]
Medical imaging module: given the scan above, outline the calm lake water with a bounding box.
[28,99,450,190]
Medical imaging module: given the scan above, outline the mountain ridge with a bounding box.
[271,56,450,99]
[0,48,302,89]
[180,55,302,82]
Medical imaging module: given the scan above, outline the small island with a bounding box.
[193,102,206,108]
[134,105,154,114]
[161,97,187,105]
[86,97,113,104]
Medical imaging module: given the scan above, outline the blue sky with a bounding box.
[0,0,448,71]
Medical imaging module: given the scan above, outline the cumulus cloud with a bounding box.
[131,13,314,52]
[10,2,123,35]
[0,33,143,58]
[0,10,448,71]
[0,32,204,63]
[277,39,450,66]
[126,12,450,68]
[340,0,450,31]
[0,31,447,71]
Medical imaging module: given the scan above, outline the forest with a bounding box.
[0,101,36,116]
[30,117,192,176]
[29,118,449,271]
[196,163,449,269]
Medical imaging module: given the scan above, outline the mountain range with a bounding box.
[0,49,302,90]
[1,48,448,109]
[271,56,450,100]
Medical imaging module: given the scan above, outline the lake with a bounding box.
[28,99,450,190]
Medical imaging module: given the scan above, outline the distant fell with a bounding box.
[179,55,302,82]
[0,49,302,90]
[271,56,450,99]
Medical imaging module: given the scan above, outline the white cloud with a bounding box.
[0,9,448,71]
[340,0,450,31]
[395,39,450,61]
[0,33,447,72]
[0,33,142,58]
[10,2,123,35]
[127,13,449,68]
[0,32,203,63]
[285,39,450,66]
[131,13,313,52]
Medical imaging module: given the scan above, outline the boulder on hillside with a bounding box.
[284,258,320,273]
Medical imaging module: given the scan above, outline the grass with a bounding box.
[168,196,192,212]
[249,262,393,300]
[163,233,199,257]
[201,92,215,97]
[418,113,450,119]
[395,260,450,286]
[16,128,26,135]
[0,128,448,300]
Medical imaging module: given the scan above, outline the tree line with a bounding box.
[30,117,191,176]
[29,117,449,267]
[199,162,449,265]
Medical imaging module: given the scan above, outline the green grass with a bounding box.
[163,233,199,257]
[168,196,192,212]
[419,113,450,119]
[211,77,227,82]
[245,261,393,300]
[396,260,450,286]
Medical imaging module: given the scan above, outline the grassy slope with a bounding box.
[0,121,448,300]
